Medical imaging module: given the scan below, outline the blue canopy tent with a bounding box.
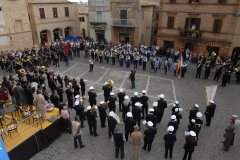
[0,138,10,160]
[64,36,81,41]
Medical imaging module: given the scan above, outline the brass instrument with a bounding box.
[80,96,84,105]
[19,69,26,75]
[107,79,114,88]
[91,105,98,112]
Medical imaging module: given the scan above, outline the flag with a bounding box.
[205,85,218,105]
[177,54,183,78]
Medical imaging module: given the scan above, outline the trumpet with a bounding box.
[107,79,114,88]
[91,105,98,112]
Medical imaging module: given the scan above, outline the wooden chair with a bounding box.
[32,112,42,127]
[20,107,32,124]
[7,118,18,138]
[0,128,7,141]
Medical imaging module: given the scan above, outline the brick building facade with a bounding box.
[157,0,240,57]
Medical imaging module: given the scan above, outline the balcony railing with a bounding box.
[179,28,201,40]
[111,19,136,28]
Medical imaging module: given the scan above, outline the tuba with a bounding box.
[91,105,98,113]
[19,69,26,75]
[107,79,114,88]
[80,96,84,105]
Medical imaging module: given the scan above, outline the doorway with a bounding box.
[119,33,130,44]
[207,46,220,56]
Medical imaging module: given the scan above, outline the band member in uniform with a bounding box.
[108,111,118,138]
[182,131,197,160]
[74,98,86,128]
[196,62,203,79]
[189,104,199,122]
[124,112,136,142]
[146,108,157,128]
[140,90,149,120]
[88,86,97,107]
[89,60,94,72]
[122,95,131,120]
[117,88,125,112]
[65,85,73,108]
[98,101,107,128]
[204,100,216,126]
[157,94,167,123]
[168,115,179,134]
[142,121,157,152]
[132,102,142,128]
[163,126,176,159]
[108,92,117,112]
[79,78,86,97]
[85,106,99,137]
[129,69,136,89]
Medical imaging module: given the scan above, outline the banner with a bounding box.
[0,138,10,160]
[205,85,218,105]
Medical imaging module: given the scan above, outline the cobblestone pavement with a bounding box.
[3,56,239,160]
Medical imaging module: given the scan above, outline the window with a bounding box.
[14,20,23,32]
[96,11,102,22]
[53,8,58,18]
[0,6,4,26]
[185,18,201,29]
[79,17,85,22]
[189,0,200,3]
[142,11,144,20]
[164,40,174,48]
[120,10,127,19]
[170,0,176,3]
[65,7,69,17]
[39,8,45,19]
[167,16,175,29]
[218,0,226,4]
[213,19,222,33]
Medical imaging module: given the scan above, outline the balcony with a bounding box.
[111,19,136,28]
[179,28,201,41]
[90,21,107,29]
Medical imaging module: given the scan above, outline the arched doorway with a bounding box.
[64,27,73,38]
[40,30,51,44]
[53,28,63,41]
[82,28,86,39]
[231,47,240,66]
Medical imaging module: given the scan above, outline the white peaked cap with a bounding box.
[167,126,174,132]
[194,104,199,108]
[149,108,154,112]
[138,103,143,107]
[196,112,203,118]
[142,90,146,94]
[191,119,196,123]
[159,94,165,99]
[147,121,153,127]
[104,82,108,85]
[143,120,147,125]
[189,131,196,137]
[100,101,105,105]
[110,92,114,96]
[179,108,183,112]
[209,100,214,104]
[171,115,176,120]
[135,102,140,107]
[89,86,94,90]
[127,112,133,117]
[175,101,179,104]
[109,111,114,117]
[86,106,91,110]
[153,102,158,107]
[134,92,138,96]
[175,108,179,112]
[124,95,129,100]
[75,95,80,99]
[74,101,79,106]
[173,104,176,107]
[119,88,123,92]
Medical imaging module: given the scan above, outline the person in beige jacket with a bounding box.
[35,89,47,121]
[131,125,143,160]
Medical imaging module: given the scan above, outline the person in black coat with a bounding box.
[98,101,107,128]
[102,82,111,102]
[188,104,199,123]
[108,92,117,112]
[146,108,157,128]
[213,65,223,81]
[132,102,142,128]
[122,96,131,120]
[196,63,203,79]
[73,83,80,96]
[142,121,157,152]
[182,131,198,160]
[188,119,198,134]
[195,112,203,139]
[56,85,64,102]
[204,62,211,79]
[117,88,125,112]
[108,111,118,138]
[204,100,216,126]
[131,92,140,108]
[57,74,63,88]
[168,115,179,134]
[24,84,34,110]
[50,90,60,108]
[88,86,97,107]
[79,78,86,97]
[153,102,162,123]
[140,90,149,119]
[124,112,136,141]
[85,106,98,136]
[74,100,86,128]
[112,128,125,159]
[65,85,73,108]
[157,94,167,123]
[164,126,177,159]
[129,70,136,89]
[222,71,229,87]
